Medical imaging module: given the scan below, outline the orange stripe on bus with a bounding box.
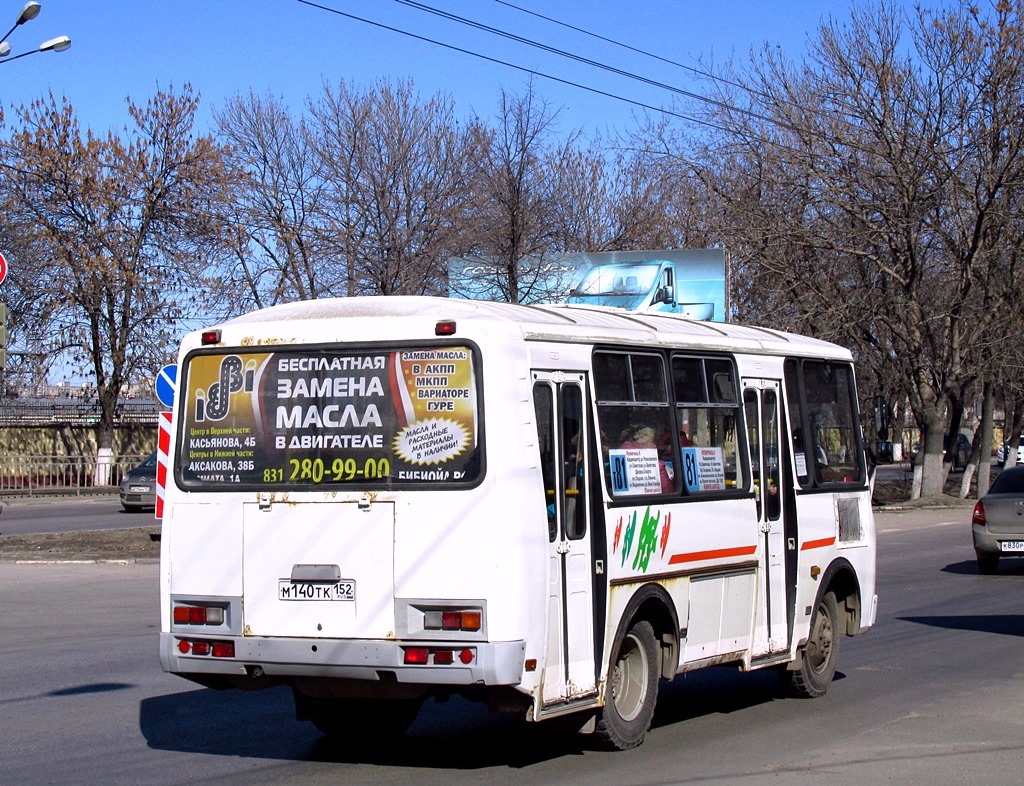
[801,536,836,551]
[668,545,757,564]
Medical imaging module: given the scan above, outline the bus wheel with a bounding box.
[783,590,840,698]
[306,697,422,741]
[596,619,659,750]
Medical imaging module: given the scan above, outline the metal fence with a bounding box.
[0,398,160,426]
[0,455,150,497]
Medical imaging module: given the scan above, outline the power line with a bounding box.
[294,0,730,135]
[492,0,770,103]
[294,1,873,158]
[393,0,752,119]
[393,0,879,154]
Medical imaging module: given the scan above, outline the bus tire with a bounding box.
[783,590,840,698]
[307,697,422,741]
[595,619,659,750]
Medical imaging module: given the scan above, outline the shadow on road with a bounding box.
[50,682,134,697]
[942,559,1024,576]
[140,685,583,767]
[140,666,809,767]
[896,614,1024,637]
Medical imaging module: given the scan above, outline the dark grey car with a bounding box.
[972,466,1024,574]
[119,451,157,512]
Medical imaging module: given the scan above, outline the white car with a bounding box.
[996,437,1024,467]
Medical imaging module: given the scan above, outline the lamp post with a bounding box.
[0,2,70,64]
[0,1,40,43]
[0,32,68,61]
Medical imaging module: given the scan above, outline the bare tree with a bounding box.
[652,1,1024,498]
[550,138,687,253]
[0,87,228,469]
[456,82,692,305]
[308,79,484,297]
[213,91,333,312]
[457,82,567,304]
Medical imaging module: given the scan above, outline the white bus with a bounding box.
[159,296,877,750]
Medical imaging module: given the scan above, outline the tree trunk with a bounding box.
[93,423,115,487]
[967,380,994,500]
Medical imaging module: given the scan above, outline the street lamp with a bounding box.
[0,1,40,44]
[0,33,69,61]
[0,1,70,64]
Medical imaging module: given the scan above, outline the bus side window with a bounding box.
[561,385,587,540]
[595,350,676,498]
[785,358,864,487]
[673,355,744,494]
[743,390,762,519]
[533,382,557,542]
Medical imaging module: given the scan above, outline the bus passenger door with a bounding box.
[533,372,597,706]
[744,381,789,656]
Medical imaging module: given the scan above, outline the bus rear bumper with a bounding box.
[160,632,527,687]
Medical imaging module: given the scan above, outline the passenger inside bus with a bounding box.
[766,471,781,519]
[618,424,674,493]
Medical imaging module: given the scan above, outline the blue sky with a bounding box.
[4,1,929,386]
[0,0,901,139]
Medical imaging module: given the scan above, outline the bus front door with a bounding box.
[744,381,790,656]
[532,372,598,706]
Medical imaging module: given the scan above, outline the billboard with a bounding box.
[449,248,728,321]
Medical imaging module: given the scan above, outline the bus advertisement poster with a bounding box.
[177,346,480,487]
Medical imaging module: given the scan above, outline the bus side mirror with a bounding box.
[657,285,675,305]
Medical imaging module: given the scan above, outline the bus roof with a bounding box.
[213,296,851,360]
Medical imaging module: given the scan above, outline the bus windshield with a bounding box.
[176,344,482,489]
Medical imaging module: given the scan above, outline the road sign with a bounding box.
[155,364,177,408]
[0,251,6,285]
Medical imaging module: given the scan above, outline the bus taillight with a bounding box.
[177,639,235,658]
[173,603,225,626]
[402,647,475,666]
[404,647,429,665]
[424,609,481,631]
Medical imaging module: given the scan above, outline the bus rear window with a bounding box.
[177,344,481,489]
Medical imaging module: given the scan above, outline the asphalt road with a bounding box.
[0,496,150,535]
[2,504,1022,784]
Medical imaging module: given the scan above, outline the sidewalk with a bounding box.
[874,501,972,533]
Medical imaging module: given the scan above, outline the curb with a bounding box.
[9,558,159,565]
[876,502,975,512]
[0,494,121,508]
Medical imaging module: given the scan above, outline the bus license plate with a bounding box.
[278,580,355,601]
[1000,541,1024,552]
